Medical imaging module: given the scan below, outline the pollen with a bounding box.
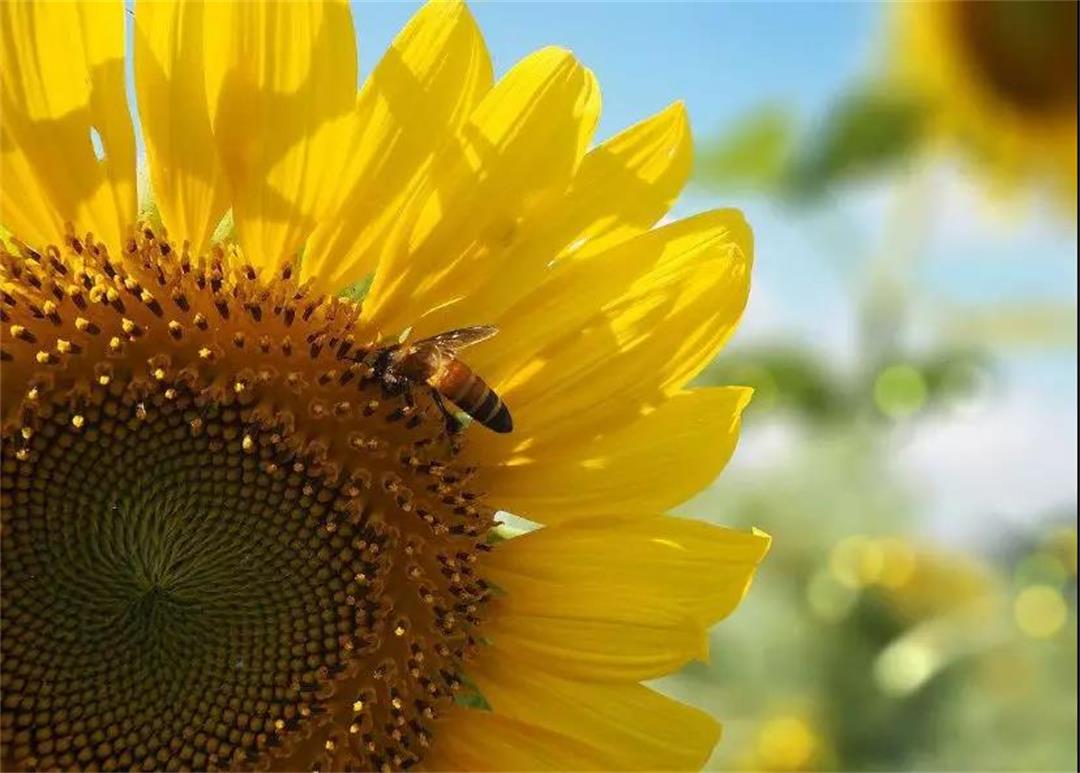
[0,228,494,772]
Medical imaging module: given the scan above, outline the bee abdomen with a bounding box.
[478,392,513,433]
[437,361,512,433]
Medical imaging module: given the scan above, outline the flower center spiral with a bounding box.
[1,229,493,771]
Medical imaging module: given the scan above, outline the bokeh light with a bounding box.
[754,715,822,771]
[873,365,929,419]
[1014,586,1069,639]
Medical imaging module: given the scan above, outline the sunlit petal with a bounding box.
[0,0,135,252]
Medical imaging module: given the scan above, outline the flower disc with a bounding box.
[953,1,1077,115]
[1,231,492,771]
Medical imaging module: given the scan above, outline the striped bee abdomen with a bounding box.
[435,359,513,433]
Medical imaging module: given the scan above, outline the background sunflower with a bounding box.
[889,1,1077,210]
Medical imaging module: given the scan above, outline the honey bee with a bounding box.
[370,325,512,434]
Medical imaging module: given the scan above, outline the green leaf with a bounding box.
[694,105,795,191]
[694,346,848,421]
[785,88,927,199]
[453,674,493,711]
[339,272,374,303]
[210,209,236,244]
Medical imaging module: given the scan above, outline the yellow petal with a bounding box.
[202,0,358,267]
[462,209,751,468]
[470,655,722,771]
[0,124,61,247]
[134,0,229,253]
[482,594,708,682]
[477,386,751,524]
[362,46,601,339]
[0,0,136,253]
[498,209,749,392]
[424,708,606,771]
[484,516,771,624]
[452,211,745,465]
[552,100,693,263]
[301,0,492,294]
[403,99,690,333]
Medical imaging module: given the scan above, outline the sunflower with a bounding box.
[0,1,768,771]
[890,1,1078,207]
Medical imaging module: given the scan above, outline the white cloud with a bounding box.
[891,386,1078,543]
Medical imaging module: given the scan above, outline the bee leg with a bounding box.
[380,371,408,398]
[371,348,404,394]
[430,389,463,435]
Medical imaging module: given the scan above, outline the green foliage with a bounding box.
[696,345,989,424]
[696,347,848,422]
[695,106,795,192]
[339,272,375,303]
[210,209,236,244]
[820,593,967,770]
[693,85,928,201]
[785,89,927,199]
[911,350,988,407]
[137,200,165,233]
[453,674,493,711]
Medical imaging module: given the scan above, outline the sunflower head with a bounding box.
[1,226,496,771]
[1,1,768,770]
[891,0,1078,206]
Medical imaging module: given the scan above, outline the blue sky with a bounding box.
[352,2,879,143]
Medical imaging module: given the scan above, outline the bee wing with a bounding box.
[415,325,499,352]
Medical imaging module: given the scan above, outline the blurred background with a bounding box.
[363,2,1080,770]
